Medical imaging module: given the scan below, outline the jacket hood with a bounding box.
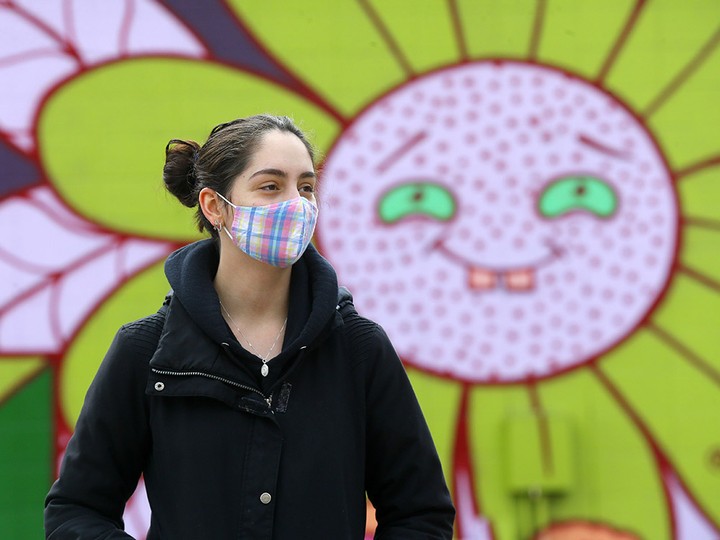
[163,239,340,358]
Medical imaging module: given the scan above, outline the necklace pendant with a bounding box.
[261,363,269,377]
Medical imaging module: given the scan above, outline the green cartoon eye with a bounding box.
[378,182,456,224]
[538,176,618,219]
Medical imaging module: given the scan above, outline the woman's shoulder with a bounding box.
[112,297,170,362]
[336,287,397,369]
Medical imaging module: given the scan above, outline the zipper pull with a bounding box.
[266,394,273,408]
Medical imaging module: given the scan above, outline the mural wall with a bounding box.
[1,1,719,539]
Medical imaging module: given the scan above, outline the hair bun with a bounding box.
[163,139,201,207]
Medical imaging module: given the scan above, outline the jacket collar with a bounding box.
[151,240,341,382]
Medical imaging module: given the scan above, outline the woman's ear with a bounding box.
[198,187,224,229]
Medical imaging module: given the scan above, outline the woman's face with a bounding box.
[224,129,317,210]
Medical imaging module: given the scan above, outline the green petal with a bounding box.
[407,369,462,488]
[228,0,406,117]
[468,384,533,539]
[652,273,720,374]
[61,261,169,429]
[39,58,339,241]
[648,44,720,170]
[458,0,536,59]
[539,369,670,539]
[365,0,460,71]
[682,223,720,284]
[537,0,637,80]
[677,166,720,221]
[606,0,719,112]
[602,329,720,528]
[468,374,670,540]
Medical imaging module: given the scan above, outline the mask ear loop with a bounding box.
[214,192,237,242]
[215,191,237,209]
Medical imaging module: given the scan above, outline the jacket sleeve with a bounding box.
[358,322,455,539]
[44,319,157,539]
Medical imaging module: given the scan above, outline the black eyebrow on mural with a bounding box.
[376,132,428,173]
[578,134,630,160]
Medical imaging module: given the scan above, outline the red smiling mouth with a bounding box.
[433,239,563,292]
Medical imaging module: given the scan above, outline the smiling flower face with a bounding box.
[320,61,678,383]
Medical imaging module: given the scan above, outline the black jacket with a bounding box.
[45,240,455,539]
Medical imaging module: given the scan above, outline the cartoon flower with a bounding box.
[1,1,719,539]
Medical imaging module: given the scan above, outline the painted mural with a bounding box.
[0,1,718,539]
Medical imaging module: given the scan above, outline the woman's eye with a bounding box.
[300,184,315,193]
[378,181,456,224]
[538,175,618,219]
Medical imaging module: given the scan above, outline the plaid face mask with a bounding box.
[217,193,318,268]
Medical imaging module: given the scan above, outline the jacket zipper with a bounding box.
[151,368,273,407]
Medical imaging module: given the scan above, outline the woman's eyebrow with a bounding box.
[248,168,317,179]
[249,168,287,179]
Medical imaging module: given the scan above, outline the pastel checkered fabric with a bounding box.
[220,194,318,267]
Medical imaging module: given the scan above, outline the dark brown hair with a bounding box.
[163,114,315,236]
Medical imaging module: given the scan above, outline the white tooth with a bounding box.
[469,267,497,290]
[504,268,534,291]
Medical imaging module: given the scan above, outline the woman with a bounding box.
[44,115,455,539]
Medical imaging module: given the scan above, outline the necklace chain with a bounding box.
[219,300,287,377]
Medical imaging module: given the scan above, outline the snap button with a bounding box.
[259,492,272,505]
[154,382,165,391]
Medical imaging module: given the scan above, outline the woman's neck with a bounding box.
[213,242,291,322]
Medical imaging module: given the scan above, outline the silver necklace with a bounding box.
[219,300,287,377]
